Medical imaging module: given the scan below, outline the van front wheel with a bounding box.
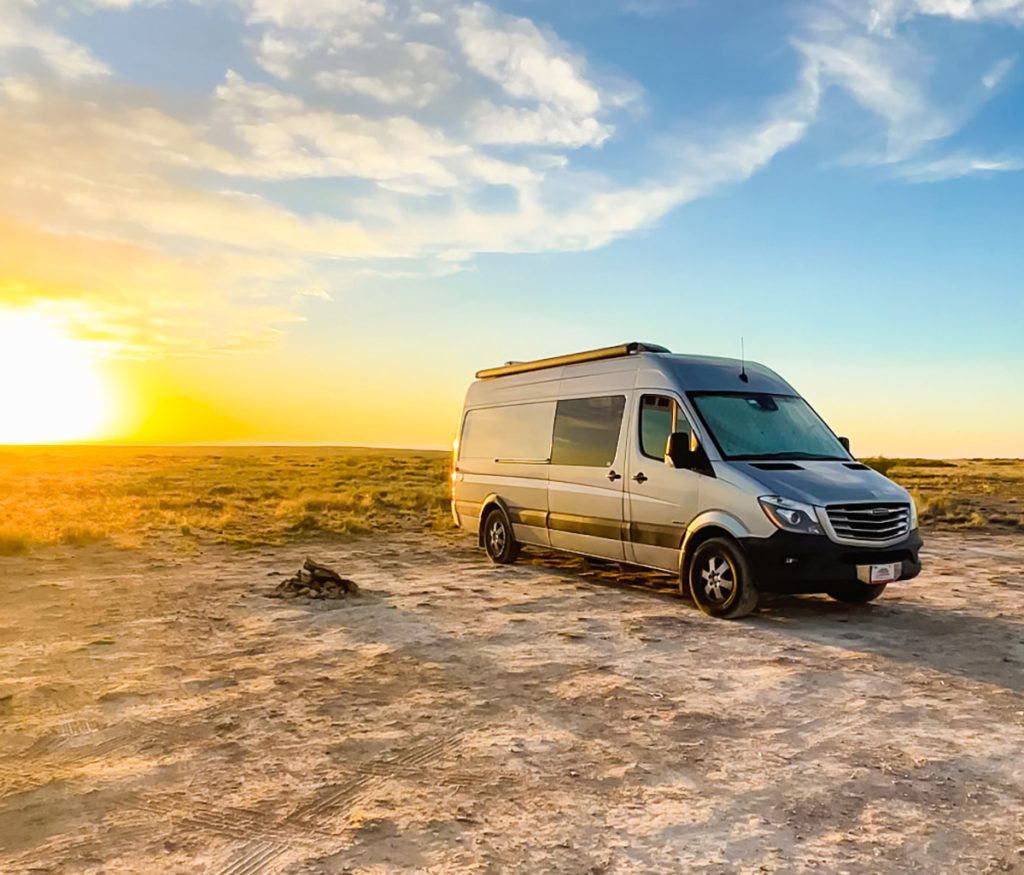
[483,507,519,564]
[688,538,759,619]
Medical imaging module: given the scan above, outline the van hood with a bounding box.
[731,461,909,507]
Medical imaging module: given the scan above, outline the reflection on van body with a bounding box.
[453,343,923,619]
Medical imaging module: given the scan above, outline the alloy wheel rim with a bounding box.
[488,519,506,555]
[700,554,735,603]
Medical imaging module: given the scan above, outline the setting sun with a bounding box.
[0,311,110,443]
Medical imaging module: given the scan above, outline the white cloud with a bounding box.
[244,0,386,29]
[794,5,954,162]
[792,0,1024,171]
[253,31,307,80]
[0,0,109,79]
[0,0,812,355]
[452,2,632,149]
[210,71,537,193]
[4,0,1022,359]
[468,102,612,148]
[0,81,382,260]
[456,4,604,115]
[867,0,1024,29]
[252,21,377,81]
[373,90,816,258]
[313,43,456,108]
[982,54,1017,88]
[898,153,1024,180]
[249,1,463,116]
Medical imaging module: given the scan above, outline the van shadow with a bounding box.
[516,548,683,602]
[514,548,1024,695]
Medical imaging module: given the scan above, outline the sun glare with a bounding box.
[0,311,111,443]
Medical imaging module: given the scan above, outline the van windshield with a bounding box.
[690,393,848,461]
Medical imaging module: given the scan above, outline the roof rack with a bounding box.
[475,342,670,380]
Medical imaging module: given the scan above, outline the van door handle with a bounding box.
[633,472,648,484]
[607,469,622,481]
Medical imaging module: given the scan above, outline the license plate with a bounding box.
[857,562,900,584]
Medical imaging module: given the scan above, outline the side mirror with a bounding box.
[665,431,695,469]
[838,436,850,453]
[666,431,715,476]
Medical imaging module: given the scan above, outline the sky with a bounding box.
[0,0,1022,455]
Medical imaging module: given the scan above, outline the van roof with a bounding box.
[471,342,795,397]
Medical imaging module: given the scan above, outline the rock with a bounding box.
[268,558,360,600]
[303,558,360,593]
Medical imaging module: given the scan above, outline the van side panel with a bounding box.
[546,366,636,561]
[454,396,556,547]
[458,467,550,545]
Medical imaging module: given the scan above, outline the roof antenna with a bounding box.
[739,336,749,383]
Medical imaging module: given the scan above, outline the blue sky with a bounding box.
[0,0,1022,453]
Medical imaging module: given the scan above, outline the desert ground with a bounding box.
[1,448,1023,873]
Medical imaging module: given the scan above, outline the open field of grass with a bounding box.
[0,447,1020,554]
[0,445,451,553]
[864,457,1024,529]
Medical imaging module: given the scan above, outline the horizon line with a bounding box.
[0,443,1019,462]
[0,441,452,452]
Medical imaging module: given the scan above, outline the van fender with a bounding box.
[678,510,751,580]
[477,494,511,547]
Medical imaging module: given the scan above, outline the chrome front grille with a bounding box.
[826,503,911,542]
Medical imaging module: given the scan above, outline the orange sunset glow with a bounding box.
[0,310,111,443]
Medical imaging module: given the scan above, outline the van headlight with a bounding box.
[758,495,824,535]
[910,498,919,530]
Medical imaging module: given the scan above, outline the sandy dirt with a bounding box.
[1,530,1023,874]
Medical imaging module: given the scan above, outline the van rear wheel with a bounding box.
[827,582,887,603]
[688,537,759,619]
[483,507,519,564]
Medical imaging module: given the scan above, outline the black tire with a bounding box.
[688,537,759,619]
[827,582,887,603]
[482,507,519,564]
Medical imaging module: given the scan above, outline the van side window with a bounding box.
[639,395,691,460]
[640,395,674,459]
[551,396,626,467]
[460,401,555,461]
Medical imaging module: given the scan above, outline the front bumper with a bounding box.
[738,529,923,594]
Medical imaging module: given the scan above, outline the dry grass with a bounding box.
[0,445,452,551]
[864,457,1024,529]
[0,447,1018,554]
[0,532,30,556]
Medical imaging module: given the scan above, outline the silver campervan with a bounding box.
[451,342,922,618]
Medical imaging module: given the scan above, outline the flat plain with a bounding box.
[1,447,1022,873]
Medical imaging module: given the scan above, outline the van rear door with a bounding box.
[547,394,628,560]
